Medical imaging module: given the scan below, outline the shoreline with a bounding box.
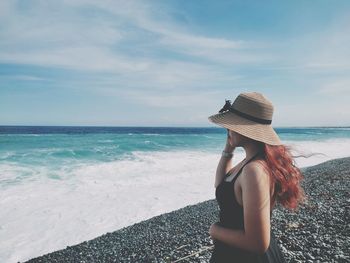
[24,157,350,263]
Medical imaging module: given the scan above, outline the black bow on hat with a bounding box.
[219,99,232,113]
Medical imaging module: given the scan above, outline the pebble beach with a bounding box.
[24,156,350,263]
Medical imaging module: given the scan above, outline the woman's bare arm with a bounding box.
[241,163,271,252]
[214,155,234,188]
[214,130,236,188]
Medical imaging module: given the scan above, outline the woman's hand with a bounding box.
[209,222,221,240]
[224,129,236,153]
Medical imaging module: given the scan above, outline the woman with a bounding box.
[207,92,306,263]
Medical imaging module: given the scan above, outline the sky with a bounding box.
[0,0,349,127]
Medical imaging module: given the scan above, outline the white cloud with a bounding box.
[286,15,350,72]
[0,0,268,72]
[6,75,47,81]
[318,80,350,95]
[0,0,13,18]
[122,88,224,109]
[0,47,150,72]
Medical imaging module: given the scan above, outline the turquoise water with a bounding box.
[1,126,350,186]
[1,126,350,163]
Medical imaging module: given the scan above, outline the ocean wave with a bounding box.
[97,140,114,143]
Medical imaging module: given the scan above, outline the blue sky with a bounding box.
[0,0,349,127]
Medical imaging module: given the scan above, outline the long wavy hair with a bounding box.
[254,141,321,212]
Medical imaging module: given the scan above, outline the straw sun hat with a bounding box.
[208,92,282,145]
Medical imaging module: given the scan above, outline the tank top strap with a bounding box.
[230,151,261,182]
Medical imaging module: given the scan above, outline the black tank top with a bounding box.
[210,152,287,263]
[216,152,269,229]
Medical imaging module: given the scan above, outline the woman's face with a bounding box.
[227,129,248,147]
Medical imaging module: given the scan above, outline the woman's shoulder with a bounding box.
[241,159,270,185]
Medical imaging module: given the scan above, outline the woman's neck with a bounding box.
[243,143,261,161]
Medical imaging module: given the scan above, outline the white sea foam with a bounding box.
[283,138,350,168]
[97,140,114,143]
[1,139,350,262]
[0,152,15,160]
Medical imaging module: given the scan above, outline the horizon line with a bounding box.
[0,125,349,129]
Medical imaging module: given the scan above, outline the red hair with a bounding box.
[256,143,308,211]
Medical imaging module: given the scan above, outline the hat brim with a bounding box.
[208,111,282,146]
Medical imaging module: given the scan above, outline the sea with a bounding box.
[1,126,350,262]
